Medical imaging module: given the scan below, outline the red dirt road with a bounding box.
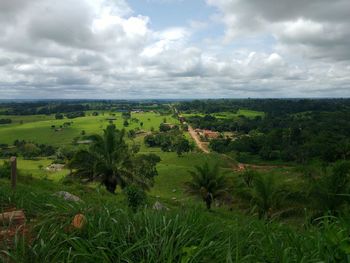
[188,126,209,154]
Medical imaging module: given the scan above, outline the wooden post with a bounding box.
[10,156,17,190]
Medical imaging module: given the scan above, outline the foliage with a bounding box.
[0,118,12,124]
[185,162,231,209]
[132,153,161,190]
[55,146,76,165]
[66,111,85,119]
[12,139,56,158]
[240,169,258,187]
[308,161,350,214]
[70,125,159,193]
[55,113,64,119]
[69,125,133,193]
[159,123,172,132]
[144,130,191,155]
[3,182,350,262]
[249,174,286,219]
[123,184,147,211]
[0,161,11,179]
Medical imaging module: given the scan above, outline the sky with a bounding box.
[0,0,350,99]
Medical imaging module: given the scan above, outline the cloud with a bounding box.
[0,0,349,98]
[207,0,350,62]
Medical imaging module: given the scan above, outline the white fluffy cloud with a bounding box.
[0,0,349,98]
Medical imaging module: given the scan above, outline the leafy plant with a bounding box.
[185,162,231,209]
[69,125,159,194]
[123,184,147,211]
[308,161,350,214]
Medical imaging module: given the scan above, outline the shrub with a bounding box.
[0,161,11,179]
[124,185,147,211]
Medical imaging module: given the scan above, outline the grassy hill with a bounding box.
[1,175,349,262]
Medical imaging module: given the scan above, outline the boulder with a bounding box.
[54,191,81,202]
[152,201,169,211]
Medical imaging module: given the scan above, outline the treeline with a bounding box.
[0,140,56,158]
[178,98,350,115]
[187,114,261,133]
[0,100,174,116]
[210,110,350,163]
[1,102,89,115]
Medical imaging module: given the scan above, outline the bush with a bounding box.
[124,185,147,211]
[0,161,11,179]
[55,113,64,119]
[0,118,12,124]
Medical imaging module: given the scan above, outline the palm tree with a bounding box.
[185,162,231,210]
[250,174,285,219]
[69,125,133,193]
[308,161,350,214]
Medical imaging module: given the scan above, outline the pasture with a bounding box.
[182,109,265,120]
[0,112,179,146]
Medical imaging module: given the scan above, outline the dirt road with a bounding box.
[188,125,210,154]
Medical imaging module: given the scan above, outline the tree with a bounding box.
[185,162,231,210]
[56,146,76,172]
[174,137,191,156]
[240,169,257,188]
[127,129,136,139]
[70,124,159,193]
[159,123,171,132]
[132,154,161,190]
[22,143,40,159]
[123,120,129,127]
[55,113,64,119]
[124,185,147,212]
[308,161,350,214]
[250,174,285,219]
[70,125,133,193]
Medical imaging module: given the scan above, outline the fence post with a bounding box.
[10,156,17,190]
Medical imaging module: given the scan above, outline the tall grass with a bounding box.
[2,183,350,262]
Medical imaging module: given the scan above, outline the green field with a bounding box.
[0,112,178,146]
[0,111,217,203]
[183,109,265,120]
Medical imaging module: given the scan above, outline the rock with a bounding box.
[72,214,87,229]
[171,197,177,201]
[152,201,169,211]
[172,189,177,193]
[54,191,81,202]
[46,164,65,172]
[0,210,26,225]
[0,210,28,249]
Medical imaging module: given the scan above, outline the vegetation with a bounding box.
[2,99,350,261]
[69,124,160,193]
[3,180,350,262]
[144,124,192,156]
[0,118,12,124]
[185,162,231,209]
[123,184,147,211]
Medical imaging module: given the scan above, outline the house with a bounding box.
[203,130,219,139]
[194,129,220,139]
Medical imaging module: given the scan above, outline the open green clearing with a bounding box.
[0,112,178,146]
[182,109,265,120]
